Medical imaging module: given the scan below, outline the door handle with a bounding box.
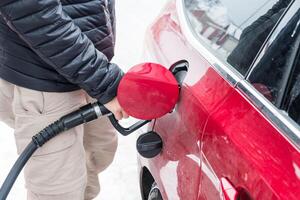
[220,177,238,200]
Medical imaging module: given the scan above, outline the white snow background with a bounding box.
[0,0,168,199]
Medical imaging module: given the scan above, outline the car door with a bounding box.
[180,0,295,198]
[200,1,300,199]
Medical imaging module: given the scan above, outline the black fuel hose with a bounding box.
[0,101,151,200]
[0,142,37,200]
[0,102,110,200]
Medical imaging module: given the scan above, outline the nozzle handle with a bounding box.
[95,102,151,136]
[108,115,151,136]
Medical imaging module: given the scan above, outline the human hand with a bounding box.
[104,97,129,120]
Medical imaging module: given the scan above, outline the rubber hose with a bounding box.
[0,142,37,200]
[0,103,100,200]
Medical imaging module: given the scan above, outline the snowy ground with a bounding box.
[0,1,168,199]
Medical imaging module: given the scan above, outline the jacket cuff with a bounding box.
[96,64,124,104]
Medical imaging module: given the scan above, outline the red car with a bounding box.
[137,0,300,199]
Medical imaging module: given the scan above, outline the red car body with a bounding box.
[137,0,300,200]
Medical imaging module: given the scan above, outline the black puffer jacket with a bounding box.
[0,0,122,104]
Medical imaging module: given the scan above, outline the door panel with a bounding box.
[201,87,300,199]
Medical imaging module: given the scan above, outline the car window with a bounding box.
[284,49,300,125]
[247,3,299,107]
[183,0,291,75]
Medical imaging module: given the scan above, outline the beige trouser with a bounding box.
[0,79,118,200]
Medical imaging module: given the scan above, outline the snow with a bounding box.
[0,0,168,199]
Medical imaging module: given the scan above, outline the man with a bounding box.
[0,0,128,199]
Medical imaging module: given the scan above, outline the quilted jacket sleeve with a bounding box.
[0,0,123,104]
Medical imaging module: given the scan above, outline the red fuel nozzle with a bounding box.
[117,62,180,120]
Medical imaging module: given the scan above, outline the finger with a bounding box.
[114,111,123,120]
[122,110,129,119]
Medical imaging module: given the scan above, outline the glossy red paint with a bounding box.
[201,88,300,199]
[138,0,300,200]
[117,63,179,120]
[139,2,208,198]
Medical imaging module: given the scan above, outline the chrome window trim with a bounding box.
[177,0,300,149]
[238,80,300,149]
[176,0,243,86]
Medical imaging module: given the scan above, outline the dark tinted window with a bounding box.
[284,51,300,125]
[184,0,291,75]
[247,3,300,124]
